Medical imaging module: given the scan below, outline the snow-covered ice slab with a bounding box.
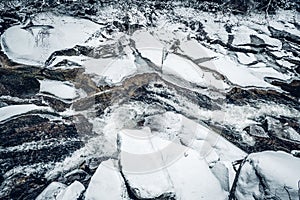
[36,182,66,200]
[119,127,227,199]
[138,48,206,85]
[236,53,257,65]
[235,151,300,200]
[132,31,206,86]
[85,159,128,200]
[56,181,85,200]
[132,31,164,51]
[232,25,257,48]
[39,79,78,100]
[0,104,52,122]
[80,51,137,85]
[1,13,102,66]
[144,112,246,163]
[201,55,288,88]
[101,55,137,84]
[179,39,218,60]
[119,128,174,198]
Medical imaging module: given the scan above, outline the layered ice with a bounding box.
[0,104,52,122]
[39,79,78,100]
[0,12,102,66]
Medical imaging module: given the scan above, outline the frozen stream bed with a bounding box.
[0,1,299,199]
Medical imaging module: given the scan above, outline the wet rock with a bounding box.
[0,11,22,34]
[80,156,112,175]
[45,45,92,66]
[265,116,300,144]
[40,68,84,83]
[0,114,84,175]
[270,79,300,98]
[129,76,217,110]
[0,115,78,147]
[41,96,71,112]
[226,87,299,109]
[0,173,47,200]
[276,115,300,134]
[211,123,285,154]
[244,125,269,138]
[0,140,83,172]
[73,96,96,111]
[0,68,40,98]
[269,26,300,45]
[72,115,94,137]
[63,169,90,185]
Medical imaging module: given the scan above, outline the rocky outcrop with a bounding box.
[0,113,83,199]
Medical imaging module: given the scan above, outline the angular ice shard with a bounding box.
[56,181,85,200]
[36,182,66,200]
[85,159,128,200]
[118,127,227,199]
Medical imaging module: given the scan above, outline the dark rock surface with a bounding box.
[0,115,78,147]
[0,68,40,98]
[0,173,47,200]
[0,114,83,199]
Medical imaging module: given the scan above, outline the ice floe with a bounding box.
[1,12,102,66]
